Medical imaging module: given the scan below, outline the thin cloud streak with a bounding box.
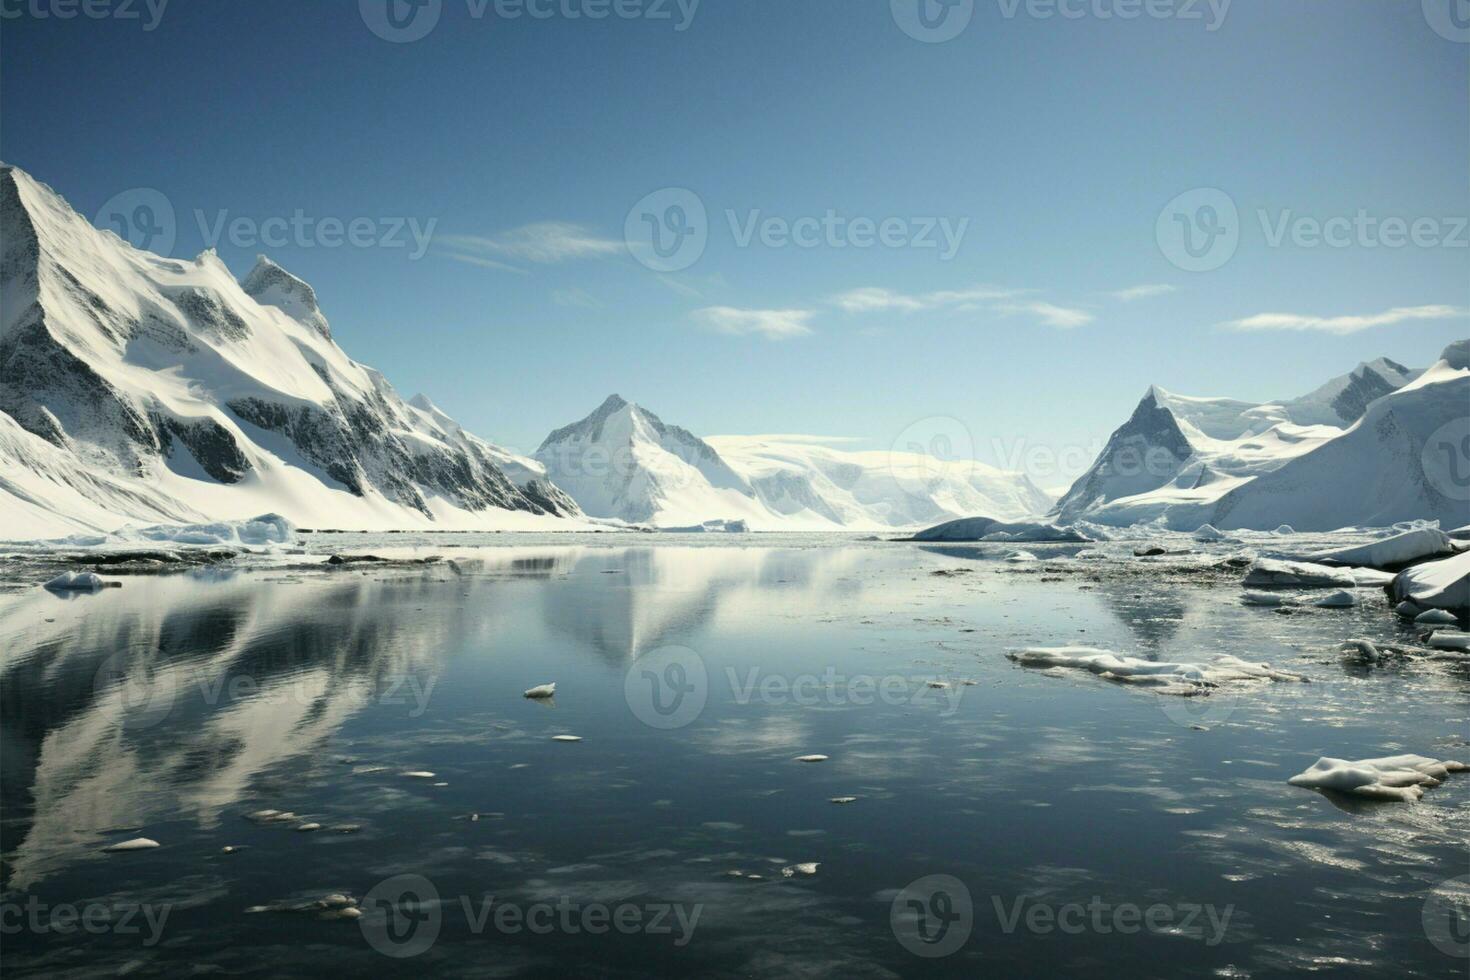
[440,222,623,268]
[1220,304,1465,335]
[1111,283,1176,302]
[693,306,815,340]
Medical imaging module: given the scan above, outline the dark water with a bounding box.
[2,543,1467,977]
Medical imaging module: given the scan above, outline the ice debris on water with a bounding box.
[1008,647,1306,695]
[44,571,107,592]
[103,837,159,852]
[794,754,829,763]
[524,683,557,699]
[1313,590,1357,608]
[1287,754,1467,802]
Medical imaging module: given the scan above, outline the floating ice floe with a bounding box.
[523,683,557,699]
[401,771,436,778]
[1313,590,1357,609]
[1003,550,1038,562]
[1287,754,1467,802]
[296,822,321,832]
[552,735,582,742]
[1307,527,1456,570]
[1273,525,1296,535]
[44,571,107,592]
[794,754,829,763]
[781,862,820,877]
[1008,647,1306,695]
[1242,559,1355,590]
[1415,609,1460,625]
[1241,591,1293,607]
[1427,631,1470,652]
[103,837,159,852]
[1392,551,1470,612]
[829,796,858,804]
[911,517,1091,543]
[1193,524,1227,542]
[1395,601,1422,619]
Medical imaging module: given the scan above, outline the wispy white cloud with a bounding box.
[1111,283,1176,302]
[551,287,603,310]
[1220,304,1465,335]
[996,300,1094,329]
[439,222,622,270]
[830,285,1023,313]
[693,306,815,340]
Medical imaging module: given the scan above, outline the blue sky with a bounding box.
[4,0,1466,482]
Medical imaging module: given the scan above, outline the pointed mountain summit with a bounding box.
[0,163,579,535]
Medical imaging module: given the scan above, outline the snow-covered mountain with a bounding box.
[535,395,1051,529]
[0,164,581,538]
[1053,347,1467,531]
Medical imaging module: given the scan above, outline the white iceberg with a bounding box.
[1391,551,1470,613]
[1242,559,1355,590]
[43,571,106,592]
[1307,527,1456,570]
[1287,754,1467,802]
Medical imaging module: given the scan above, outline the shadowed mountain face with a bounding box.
[1052,389,1196,519]
[0,164,578,536]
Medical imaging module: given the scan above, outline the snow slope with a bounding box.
[535,397,1051,529]
[1053,348,1464,530]
[0,164,583,538]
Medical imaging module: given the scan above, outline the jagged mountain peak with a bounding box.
[241,254,330,339]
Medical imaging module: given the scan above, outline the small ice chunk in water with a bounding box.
[1287,754,1467,802]
[1243,559,1354,589]
[794,754,829,763]
[1273,525,1296,535]
[1338,639,1380,663]
[1415,609,1459,625]
[296,822,322,832]
[1313,590,1357,608]
[1395,601,1422,619]
[103,837,159,852]
[44,571,106,592]
[1428,631,1470,652]
[1193,524,1226,542]
[829,797,859,804]
[1241,591,1291,607]
[1008,647,1306,690]
[552,735,582,742]
[401,771,436,778]
[781,862,820,877]
[524,683,557,699]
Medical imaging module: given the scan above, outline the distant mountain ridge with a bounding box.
[536,395,1053,530]
[1052,347,1467,531]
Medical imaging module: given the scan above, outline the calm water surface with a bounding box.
[2,542,1466,977]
